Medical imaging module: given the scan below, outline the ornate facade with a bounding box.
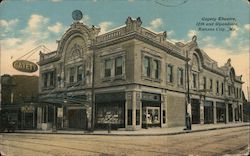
[38,17,244,131]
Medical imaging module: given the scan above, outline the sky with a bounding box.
[0,0,249,98]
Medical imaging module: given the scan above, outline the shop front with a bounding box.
[95,92,125,129]
[141,92,161,128]
[216,102,226,123]
[204,101,214,124]
[191,99,200,124]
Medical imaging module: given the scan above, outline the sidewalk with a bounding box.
[7,122,250,136]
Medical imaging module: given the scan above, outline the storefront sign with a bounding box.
[21,106,35,113]
[13,60,38,73]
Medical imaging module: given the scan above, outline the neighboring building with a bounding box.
[0,74,39,129]
[38,17,244,131]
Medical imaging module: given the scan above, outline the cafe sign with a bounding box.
[13,60,38,73]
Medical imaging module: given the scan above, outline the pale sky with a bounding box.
[0,0,249,99]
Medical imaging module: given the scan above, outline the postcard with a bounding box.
[0,0,249,155]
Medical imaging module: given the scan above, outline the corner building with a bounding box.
[38,17,244,131]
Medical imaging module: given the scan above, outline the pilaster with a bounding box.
[213,102,217,124]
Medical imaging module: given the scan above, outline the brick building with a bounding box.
[0,74,38,129]
[38,17,244,131]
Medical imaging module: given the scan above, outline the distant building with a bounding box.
[38,17,244,131]
[0,74,38,129]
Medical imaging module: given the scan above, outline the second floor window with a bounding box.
[192,73,197,88]
[144,56,151,77]
[210,79,213,91]
[228,86,231,96]
[69,67,75,83]
[178,68,184,86]
[167,64,173,83]
[152,60,160,79]
[77,65,84,82]
[43,73,48,87]
[49,72,54,86]
[43,71,55,88]
[221,82,224,95]
[104,59,112,77]
[216,81,219,94]
[115,57,123,76]
[203,77,206,89]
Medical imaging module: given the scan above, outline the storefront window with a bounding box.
[96,104,124,125]
[142,107,160,125]
[127,109,132,125]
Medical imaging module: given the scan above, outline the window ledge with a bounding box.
[42,86,55,90]
[141,76,161,83]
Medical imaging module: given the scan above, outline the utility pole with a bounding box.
[91,39,96,132]
[185,50,191,130]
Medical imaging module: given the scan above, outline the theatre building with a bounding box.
[38,16,244,131]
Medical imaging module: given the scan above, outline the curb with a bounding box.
[1,124,249,136]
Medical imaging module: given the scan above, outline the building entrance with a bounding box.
[68,109,87,129]
[191,99,200,124]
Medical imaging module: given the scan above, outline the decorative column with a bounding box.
[225,103,229,123]
[232,104,235,122]
[132,91,137,130]
[240,104,243,122]
[125,91,133,130]
[199,95,204,124]
[213,102,217,124]
[161,93,167,128]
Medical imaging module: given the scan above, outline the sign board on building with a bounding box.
[12,60,38,73]
[21,106,35,113]
[57,108,63,117]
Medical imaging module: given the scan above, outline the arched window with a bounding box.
[192,54,199,71]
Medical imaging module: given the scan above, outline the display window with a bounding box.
[142,107,160,125]
[96,104,124,125]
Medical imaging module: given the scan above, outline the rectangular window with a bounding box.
[216,81,219,94]
[228,86,231,96]
[239,89,241,98]
[49,71,54,86]
[115,57,123,76]
[203,77,206,90]
[210,79,213,90]
[178,68,184,86]
[144,56,151,77]
[221,82,224,95]
[152,60,160,79]
[128,110,132,125]
[77,65,84,82]
[104,59,112,77]
[69,67,75,83]
[136,110,140,125]
[43,73,48,87]
[192,73,197,88]
[167,64,173,83]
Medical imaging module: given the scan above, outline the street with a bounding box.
[0,126,249,156]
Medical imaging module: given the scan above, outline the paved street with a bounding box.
[0,126,249,156]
